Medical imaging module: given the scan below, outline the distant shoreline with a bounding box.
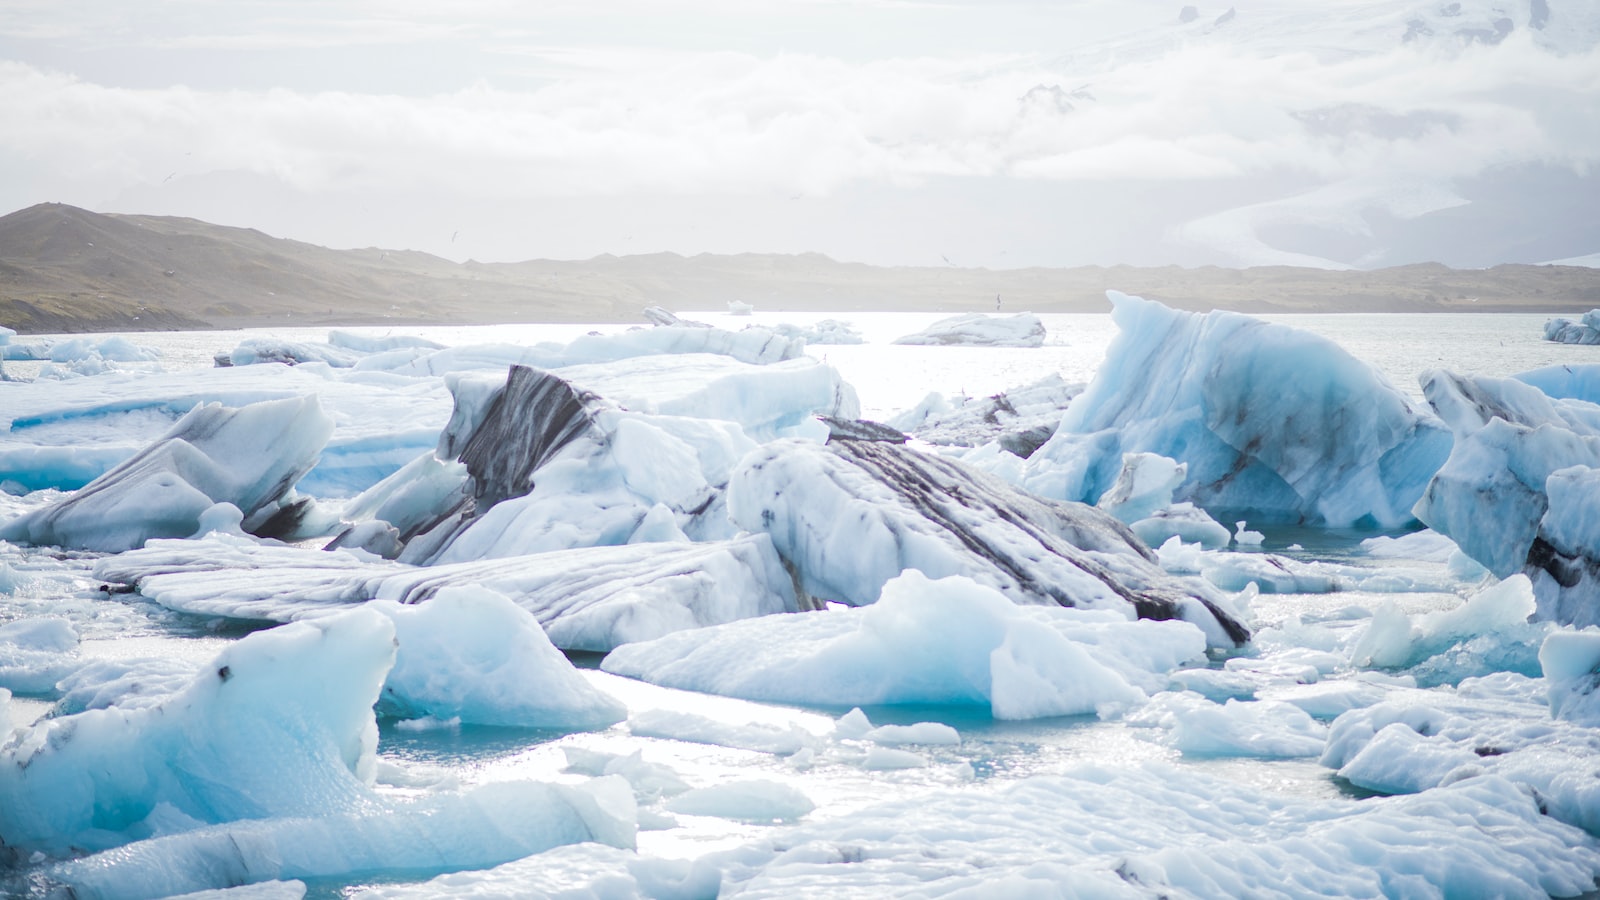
[3,203,1598,335]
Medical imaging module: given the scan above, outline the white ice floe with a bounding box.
[372,587,626,730]
[602,570,1206,720]
[728,436,1249,646]
[93,531,797,652]
[0,616,80,694]
[0,395,333,552]
[892,312,1046,348]
[353,323,803,376]
[1022,293,1451,529]
[664,780,815,823]
[1128,692,1329,757]
[1539,628,1600,726]
[0,363,452,497]
[889,373,1081,454]
[766,318,864,345]
[1349,575,1553,685]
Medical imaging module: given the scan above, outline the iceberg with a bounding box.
[93,532,797,652]
[892,312,1046,347]
[371,587,626,729]
[727,435,1248,646]
[888,374,1081,454]
[0,608,394,855]
[602,570,1206,719]
[1412,369,1600,625]
[352,322,803,376]
[1022,293,1451,529]
[1543,311,1600,344]
[0,395,333,552]
[0,362,452,497]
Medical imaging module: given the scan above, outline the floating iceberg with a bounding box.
[0,362,452,497]
[94,532,797,652]
[602,570,1206,719]
[767,318,864,345]
[892,312,1045,347]
[355,322,801,376]
[218,331,445,368]
[889,374,1081,454]
[728,435,1248,646]
[372,587,626,729]
[1022,293,1451,529]
[336,363,822,563]
[0,395,333,552]
[1413,369,1600,626]
[1544,311,1600,344]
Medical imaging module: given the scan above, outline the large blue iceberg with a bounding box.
[1020,293,1452,529]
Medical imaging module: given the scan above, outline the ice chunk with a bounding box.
[0,608,394,855]
[1096,452,1186,524]
[356,324,805,377]
[664,780,814,823]
[1129,692,1328,757]
[892,313,1046,347]
[728,436,1248,647]
[1024,293,1451,529]
[1129,502,1231,550]
[1543,311,1600,344]
[767,318,864,345]
[626,709,819,755]
[45,776,636,899]
[95,532,797,652]
[0,616,81,693]
[0,395,333,552]
[1322,677,1600,836]
[862,722,961,746]
[372,587,626,730]
[888,374,1081,453]
[1349,576,1549,682]
[603,570,1204,720]
[1541,629,1600,725]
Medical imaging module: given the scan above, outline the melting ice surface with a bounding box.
[3,305,1600,898]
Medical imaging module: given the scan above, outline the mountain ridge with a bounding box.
[2,203,1598,334]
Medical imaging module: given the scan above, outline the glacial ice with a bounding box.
[1544,310,1600,344]
[1021,293,1451,529]
[371,587,626,729]
[727,435,1249,646]
[0,395,333,551]
[888,373,1080,454]
[352,322,805,376]
[0,608,394,854]
[1413,368,1600,626]
[602,570,1206,719]
[93,532,797,652]
[892,312,1046,347]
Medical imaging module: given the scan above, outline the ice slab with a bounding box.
[728,436,1248,647]
[0,395,333,552]
[603,570,1207,720]
[1023,293,1451,529]
[890,374,1080,455]
[891,312,1046,347]
[94,532,797,652]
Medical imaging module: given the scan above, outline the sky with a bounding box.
[2,0,1597,269]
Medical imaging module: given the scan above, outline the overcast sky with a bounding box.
[2,1,1597,269]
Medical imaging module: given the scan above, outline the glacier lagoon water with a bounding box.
[3,309,1599,897]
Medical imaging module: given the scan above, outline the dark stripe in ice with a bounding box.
[458,365,598,509]
[829,439,1250,643]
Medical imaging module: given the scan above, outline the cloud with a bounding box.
[1,0,1596,266]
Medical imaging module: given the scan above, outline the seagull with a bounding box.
[451,231,459,243]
